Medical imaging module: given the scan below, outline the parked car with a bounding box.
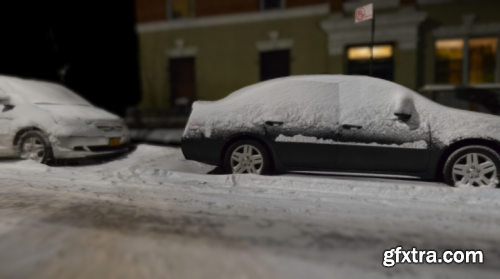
[181,75,500,187]
[0,75,130,163]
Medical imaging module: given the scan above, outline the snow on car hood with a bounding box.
[0,76,91,106]
[36,104,120,122]
[423,103,500,147]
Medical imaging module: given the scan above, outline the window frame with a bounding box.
[260,0,286,11]
[434,36,499,85]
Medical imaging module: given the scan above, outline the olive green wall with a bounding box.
[138,15,328,110]
[137,0,500,112]
[394,47,417,90]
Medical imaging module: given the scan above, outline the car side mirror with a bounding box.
[394,113,411,122]
[0,95,11,106]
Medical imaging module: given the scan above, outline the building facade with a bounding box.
[134,0,500,127]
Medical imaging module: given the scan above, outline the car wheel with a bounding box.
[443,145,500,187]
[18,130,53,164]
[224,140,270,174]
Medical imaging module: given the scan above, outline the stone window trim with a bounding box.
[166,39,198,58]
[256,31,294,52]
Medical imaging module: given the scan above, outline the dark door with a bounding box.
[265,124,339,169]
[336,122,430,173]
[260,50,290,81]
[262,81,340,170]
[335,84,430,173]
[170,57,196,109]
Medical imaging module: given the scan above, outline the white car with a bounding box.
[0,75,130,163]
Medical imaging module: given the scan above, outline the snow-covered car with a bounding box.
[0,75,130,163]
[182,75,500,187]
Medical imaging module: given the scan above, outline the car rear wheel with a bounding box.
[18,130,53,164]
[443,146,500,187]
[224,140,270,174]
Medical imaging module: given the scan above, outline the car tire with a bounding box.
[224,140,270,174]
[18,130,53,164]
[443,145,500,187]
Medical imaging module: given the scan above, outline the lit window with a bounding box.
[435,39,464,85]
[347,45,393,60]
[435,37,497,85]
[469,37,497,84]
[261,0,284,10]
[347,45,394,81]
[169,0,192,20]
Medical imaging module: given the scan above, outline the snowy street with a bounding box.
[1,144,500,279]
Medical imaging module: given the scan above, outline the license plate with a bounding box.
[109,138,121,146]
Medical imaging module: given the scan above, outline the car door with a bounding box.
[264,81,341,170]
[335,78,430,173]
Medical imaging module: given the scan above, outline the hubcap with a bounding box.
[452,153,497,187]
[19,137,45,163]
[230,145,264,174]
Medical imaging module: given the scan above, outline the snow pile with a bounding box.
[455,178,499,188]
[276,134,428,149]
[276,134,336,144]
[340,140,428,149]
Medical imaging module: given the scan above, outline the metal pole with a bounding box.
[370,14,375,77]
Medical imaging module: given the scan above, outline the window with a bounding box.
[260,50,290,81]
[469,37,497,84]
[168,0,192,20]
[435,37,497,85]
[260,0,285,10]
[435,39,463,85]
[347,45,394,81]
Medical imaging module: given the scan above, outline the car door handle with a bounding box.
[265,121,284,127]
[342,124,362,130]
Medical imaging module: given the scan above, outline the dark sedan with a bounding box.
[182,75,500,187]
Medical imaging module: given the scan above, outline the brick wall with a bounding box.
[136,0,166,23]
[400,0,416,6]
[195,0,259,17]
[286,0,328,8]
[329,0,343,12]
[135,0,350,23]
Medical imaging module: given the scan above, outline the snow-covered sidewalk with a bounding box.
[0,144,499,279]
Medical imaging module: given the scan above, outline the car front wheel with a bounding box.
[443,145,500,187]
[18,130,53,164]
[224,140,270,174]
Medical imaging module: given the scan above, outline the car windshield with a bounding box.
[6,79,91,106]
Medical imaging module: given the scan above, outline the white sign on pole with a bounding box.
[354,3,373,23]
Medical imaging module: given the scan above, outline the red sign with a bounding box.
[355,3,373,23]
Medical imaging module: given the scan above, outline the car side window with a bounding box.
[339,78,421,127]
[262,80,340,129]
